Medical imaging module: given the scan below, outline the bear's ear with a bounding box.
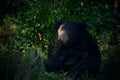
[76,22,87,30]
[55,20,64,32]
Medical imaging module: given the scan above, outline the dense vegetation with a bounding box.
[0,0,120,80]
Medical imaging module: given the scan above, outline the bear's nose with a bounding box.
[58,39,64,46]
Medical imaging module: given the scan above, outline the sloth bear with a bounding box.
[45,21,101,79]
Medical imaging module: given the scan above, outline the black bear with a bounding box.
[45,21,101,79]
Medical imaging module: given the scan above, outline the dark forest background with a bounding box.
[0,0,120,80]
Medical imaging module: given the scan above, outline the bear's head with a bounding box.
[55,21,87,46]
